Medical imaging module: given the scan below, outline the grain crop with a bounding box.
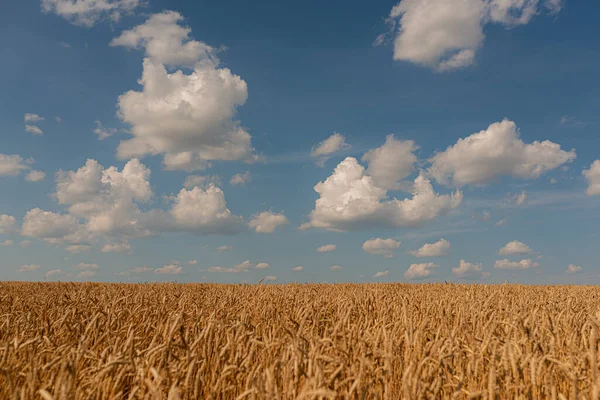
[2,282,600,399]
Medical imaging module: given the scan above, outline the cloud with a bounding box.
[560,115,585,126]
[255,262,270,269]
[0,154,30,176]
[55,116,62,123]
[429,119,576,186]
[116,266,153,276]
[78,270,96,279]
[498,240,533,255]
[583,160,600,196]
[361,135,418,190]
[514,190,527,205]
[248,211,289,233]
[94,121,119,140]
[230,171,251,185]
[317,244,337,253]
[362,238,401,257]
[18,264,41,273]
[292,266,304,271]
[24,113,44,123]
[184,174,221,189]
[404,262,438,280]
[21,208,87,245]
[330,265,342,271]
[0,214,16,234]
[25,170,46,182]
[1,240,14,246]
[409,238,451,257]
[45,269,63,279]
[311,133,351,165]
[155,264,183,275]
[385,0,562,71]
[19,240,32,248]
[41,0,143,27]
[566,264,582,274]
[66,244,92,254]
[111,11,255,171]
[73,262,98,270]
[452,260,483,277]
[216,245,232,252]
[496,218,506,227]
[494,258,539,269]
[188,259,198,265]
[265,275,278,282]
[302,157,462,231]
[207,259,259,273]
[101,242,131,253]
[25,125,44,135]
[373,270,390,278]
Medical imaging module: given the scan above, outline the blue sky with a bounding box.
[1,0,599,284]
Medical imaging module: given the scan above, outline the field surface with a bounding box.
[2,282,600,399]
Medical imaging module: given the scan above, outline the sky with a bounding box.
[1,0,599,284]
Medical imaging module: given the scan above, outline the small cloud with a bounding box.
[550,178,558,184]
[55,116,62,123]
[59,41,71,48]
[514,190,527,205]
[101,242,131,253]
[249,211,289,233]
[292,266,304,271]
[184,174,221,189]
[452,260,483,278]
[311,132,351,166]
[409,239,451,257]
[265,275,278,282]
[25,124,43,135]
[317,244,336,253]
[45,269,63,279]
[373,270,389,278]
[73,262,98,270]
[566,264,582,274]
[155,264,183,275]
[362,238,401,258]
[1,240,13,246]
[404,263,438,280]
[330,265,342,271]
[230,171,251,185]
[20,240,32,248]
[560,115,585,126]
[496,218,507,227]
[25,170,46,182]
[188,259,198,265]
[78,270,96,279]
[498,241,533,256]
[66,244,92,254]
[116,266,153,276]
[255,262,270,269]
[494,258,539,270]
[24,113,44,123]
[93,120,118,140]
[216,245,232,252]
[18,264,40,272]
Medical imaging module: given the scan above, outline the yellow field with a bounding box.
[2,282,600,399]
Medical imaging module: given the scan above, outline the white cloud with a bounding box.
[155,264,183,275]
[317,244,337,253]
[248,211,289,233]
[311,133,351,165]
[496,218,507,227]
[498,240,533,255]
[94,121,118,140]
[116,266,153,276]
[583,160,600,196]
[111,11,255,171]
[566,264,582,274]
[101,242,131,253]
[362,238,401,257]
[404,262,438,280]
[330,265,342,271]
[73,262,98,270]
[18,264,40,273]
[41,0,143,27]
[409,238,451,257]
[494,258,539,269]
[361,135,418,190]
[188,259,198,265]
[255,262,270,269]
[66,244,92,254]
[55,116,62,123]
[0,214,16,234]
[514,190,527,205]
[24,113,44,122]
[216,245,232,252]
[45,269,63,279]
[452,260,483,277]
[1,240,14,246]
[230,171,251,185]
[373,270,390,278]
[265,275,278,282]
[386,0,562,71]
[78,270,96,279]
[25,125,44,135]
[0,154,30,176]
[302,157,462,231]
[25,170,46,182]
[184,175,221,189]
[292,266,304,271]
[560,115,585,127]
[207,259,259,273]
[21,208,87,244]
[429,119,576,186]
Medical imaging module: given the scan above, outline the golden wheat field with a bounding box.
[2,282,600,399]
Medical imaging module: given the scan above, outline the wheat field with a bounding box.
[2,282,600,399]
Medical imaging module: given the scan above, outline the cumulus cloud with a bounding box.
[361,135,418,190]
[330,265,343,271]
[116,266,153,276]
[385,0,563,71]
[25,125,44,135]
[409,238,451,257]
[77,270,96,279]
[94,121,119,140]
[21,208,88,245]
[302,157,462,231]
[373,270,390,278]
[317,244,337,253]
[216,245,232,252]
[66,244,92,254]
[566,264,582,274]
[429,119,576,186]
[0,154,30,176]
[255,262,270,269]
[583,160,600,196]
[0,214,16,234]
[25,170,46,182]
[155,264,183,275]
[498,240,533,255]
[24,113,44,122]
[110,11,256,171]
[496,218,507,227]
[362,238,401,257]
[208,260,267,273]
[514,190,527,205]
[188,259,198,265]
[404,262,438,280]
[265,275,278,282]
[230,171,251,185]
[45,269,63,279]
[41,0,143,27]
[184,174,221,189]
[494,258,539,269]
[249,211,289,233]
[311,133,350,165]
[73,262,98,270]
[452,260,483,277]
[18,264,40,273]
[101,242,131,253]
[292,266,304,271]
